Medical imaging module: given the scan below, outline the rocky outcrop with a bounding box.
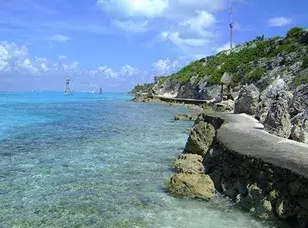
[234,84,260,115]
[183,121,215,157]
[167,173,215,200]
[289,84,308,117]
[263,92,292,138]
[174,114,198,121]
[256,78,293,122]
[290,111,308,143]
[172,154,204,174]
[152,78,180,98]
[198,112,308,227]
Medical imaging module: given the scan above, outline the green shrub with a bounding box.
[301,56,308,70]
[247,67,266,82]
[286,27,305,40]
[294,73,308,87]
[154,27,305,86]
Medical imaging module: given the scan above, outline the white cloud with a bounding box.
[96,0,169,18]
[214,42,235,53]
[0,41,144,91]
[152,58,181,75]
[267,17,292,27]
[112,20,149,33]
[97,0,227,19]
[179,10,216,35]
[121,64,139,76]
[50,34,71,42]
[96,0,225,58]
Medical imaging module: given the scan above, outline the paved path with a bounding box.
[151,95,211,104]
[206,112,308,178]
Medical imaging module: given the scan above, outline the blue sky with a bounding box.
[0,0,307,92]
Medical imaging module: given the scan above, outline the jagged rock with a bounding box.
[214,99,234,112]
[264,92,292,138]
[176,76,220,100]
[152,78,180,97]
[300,31,308,45]
[184,122,215,157]
[256,78,293,122]
[172,154,204,174]
[167,173,215,200]
[236,184,264,209]
[290,111,308,144]
[275,198,297,218]
[289,84,308,117]
[174,114,197,121]
[234,84,260,115]
[255,199,274,219]
[297,208,308,228]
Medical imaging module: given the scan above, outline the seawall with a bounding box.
[197,113,308,226]
[132,93,211,105]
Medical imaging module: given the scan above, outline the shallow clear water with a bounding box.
[0,92,289,228]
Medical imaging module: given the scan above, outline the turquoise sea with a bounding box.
[0,92,289,228]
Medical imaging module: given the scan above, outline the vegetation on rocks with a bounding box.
[131,27,308,95]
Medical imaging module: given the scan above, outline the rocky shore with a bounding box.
[167,112,308,227]
[130,27,308,227]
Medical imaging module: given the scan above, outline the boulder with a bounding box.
[174,114,198,121]
[214,99,234,112]
[289,84,308,117]
[290,111,308,144]
[172,154,204,174]
[152,78,180,97]
[184,122,215,157]
[167,173,215,200]
[234,84,260,115]
[256,78,293,122]
[263,92,292,138]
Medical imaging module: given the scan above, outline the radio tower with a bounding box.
[229,1,233,53]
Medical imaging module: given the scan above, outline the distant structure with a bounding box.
[219,1,234,102]
[220,72,233,100]
[154,75,159,83]
[99,87,102,94]
[229,1,234,53]
[65,78,72,96]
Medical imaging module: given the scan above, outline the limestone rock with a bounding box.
[174,114,197,121]
[176,76,220,100]
[264,92,292,138]
[234,84,260,115]
[289,84,308,117]
[256,78,293,122]
[275,198,297,218]
[184,122,215,156]
[214,99,234,112]
[255,199,274,219]
[290,111,308,144]
[172,154,204,174]
[152,78,180,97]
[167,173,215,200]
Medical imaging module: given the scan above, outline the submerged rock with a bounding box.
[184,122,215,157]
[167,173,215,200]
[174,114,198,121]
[172,154,204,174]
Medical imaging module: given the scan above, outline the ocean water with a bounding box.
[0,92,289,228]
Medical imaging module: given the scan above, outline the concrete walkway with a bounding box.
[206,112,308,178]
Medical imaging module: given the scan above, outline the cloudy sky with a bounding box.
[0,0,306,92]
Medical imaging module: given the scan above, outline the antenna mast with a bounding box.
[229,1,233,53]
